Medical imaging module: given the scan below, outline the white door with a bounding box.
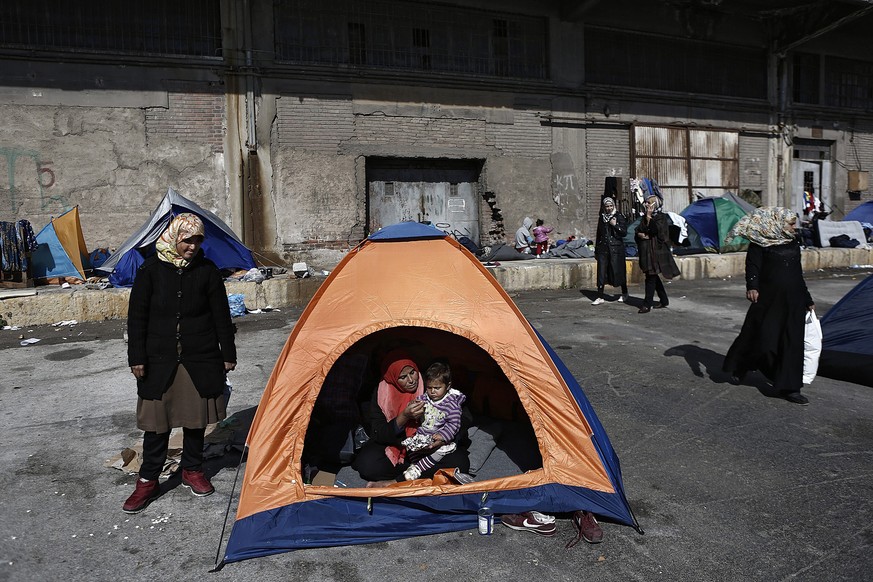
[793,161,821,216]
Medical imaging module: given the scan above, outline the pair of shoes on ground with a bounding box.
[784,392,809,405]
[501,510,557,536]
[122,469,214,514]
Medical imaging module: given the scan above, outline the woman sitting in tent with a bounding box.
[351,351,471,486]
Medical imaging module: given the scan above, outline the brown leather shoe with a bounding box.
[123,478,160,513]
[638,306,651,314]
[181,469,215,496]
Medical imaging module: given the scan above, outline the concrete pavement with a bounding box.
[1,266,872,581]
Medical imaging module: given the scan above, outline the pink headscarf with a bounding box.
[376,351,424,465]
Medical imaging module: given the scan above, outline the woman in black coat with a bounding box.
[122,213,237,513]
[635,194,680,313]
[723,208,815,405]
[592,196,628,305]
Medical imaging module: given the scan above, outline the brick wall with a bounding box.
[487,109,551,158]
[145,92,225,151]
[586,125,630,232]
[277,96,354,152]
[352,114,490,149]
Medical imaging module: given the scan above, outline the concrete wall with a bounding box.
[1,0,872,273]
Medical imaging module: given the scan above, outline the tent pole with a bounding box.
[208,445,248,573]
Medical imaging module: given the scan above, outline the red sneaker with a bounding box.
[122,478,160,514]
[574,510,603,543]
[181,470,215,496]
[500,511,557,536]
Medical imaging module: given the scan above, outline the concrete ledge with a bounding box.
[1,247,871,326]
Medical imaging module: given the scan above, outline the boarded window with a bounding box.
[0,0,221,58]
[793,52,821,105]
[824,56,873,110]
[274,0,547,79]
[585,26,767,100]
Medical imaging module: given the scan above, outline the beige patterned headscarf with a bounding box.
[726,207,796,247]
[156,213,205,268]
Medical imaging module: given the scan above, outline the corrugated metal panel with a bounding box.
[635,126,687,159]
[660,187,688,212]
[635,125,740,211]
[691,159,738,188]
[690,130,737,159]
[650,159,689,188]
[739,133,768,192]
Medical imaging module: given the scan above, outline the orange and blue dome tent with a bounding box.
[31,206,92,281]
[222,222,639,564]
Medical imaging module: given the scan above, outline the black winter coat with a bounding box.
[636,212,680,279]
[723,241,813,393]
[594,213,628,288]
[127,253,236,400]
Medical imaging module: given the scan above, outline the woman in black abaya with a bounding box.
[723,208,815,405]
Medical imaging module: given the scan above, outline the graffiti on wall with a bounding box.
[551,152,579,208]
[0,147,70,215]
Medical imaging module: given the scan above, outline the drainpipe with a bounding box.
[244,0,257,154]
[235,0,258,247]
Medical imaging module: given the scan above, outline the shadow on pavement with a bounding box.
[664,344,780,399]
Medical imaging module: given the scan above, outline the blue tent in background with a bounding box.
[843,200,873,224]
[679,193,753,253]
[97,188,256,287]
[817,274,873,388]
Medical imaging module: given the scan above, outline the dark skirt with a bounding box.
[723,302,806,394]
[136,364,226,433]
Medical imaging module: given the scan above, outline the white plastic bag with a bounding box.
[802,310,822,384]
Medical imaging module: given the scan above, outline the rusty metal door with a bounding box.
[367,160,481,243]
[633,125,739,213]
